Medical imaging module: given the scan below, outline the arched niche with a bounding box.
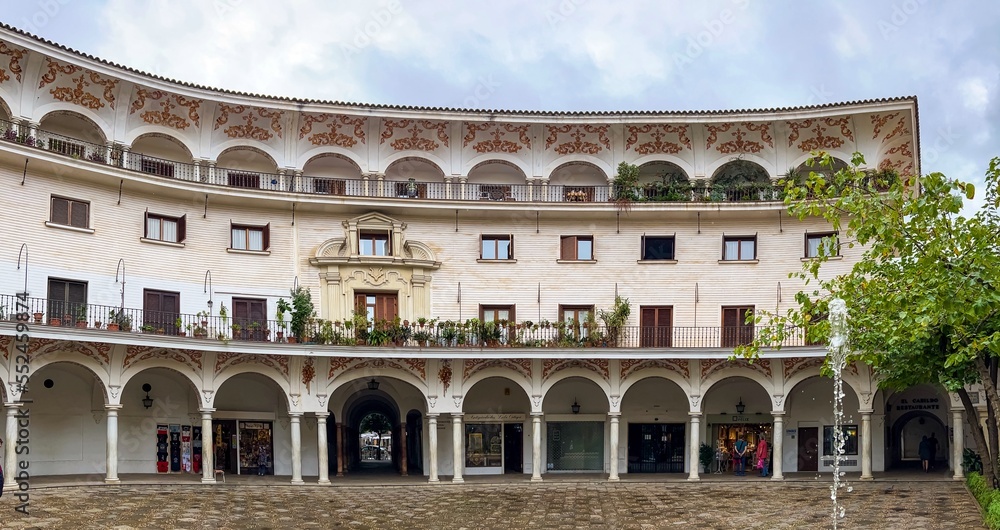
[38,110,108,156]
[131,132,193,162]
[785,375,862,473]
[301,152,363,194]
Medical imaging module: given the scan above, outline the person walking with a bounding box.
[0,437,4,498]
[928,433,939,470]
[918,435,931,472]
[756,435,770,477]
[734,435,749,476]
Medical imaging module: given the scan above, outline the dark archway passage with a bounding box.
[889,410,948,470]
[344,394,400,474]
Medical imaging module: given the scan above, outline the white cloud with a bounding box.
[959,77,992,113]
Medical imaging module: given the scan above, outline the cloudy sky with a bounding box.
[3,0,998,208]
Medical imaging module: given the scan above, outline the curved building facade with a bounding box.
[0,24,969,488]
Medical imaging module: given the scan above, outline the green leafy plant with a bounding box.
[611,161,641,211]
[289,287,314,342]
[699,442,714,473]
[599,296,631,347]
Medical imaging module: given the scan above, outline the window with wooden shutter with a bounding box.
[232,297,268,340]
[47,277,88,326]
[231,223,269,251]
[355,293,399,324]
[144,212,186,243]
[640,306,672,347]
[50,196,89,228]
[560,236,593,260]
[721,305,755,347]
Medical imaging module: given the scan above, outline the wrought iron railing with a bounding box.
[0,118,789,204]
[0,294,813,349]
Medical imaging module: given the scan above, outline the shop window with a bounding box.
[642,235,675,260]
[466,423,503,468]
[546,422,604,470]
[145,212,186,243]
[359,230,391,256]
[822,425,859,456]
[481,235,513,260]
[723,235,756,261]
[561,236,594,260]
[231,223,270,251]
[50,196,90,229]
[805,231,839,258]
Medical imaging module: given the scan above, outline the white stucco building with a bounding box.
[0,23,973,489]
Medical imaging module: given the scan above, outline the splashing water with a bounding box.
[828,298,849,529]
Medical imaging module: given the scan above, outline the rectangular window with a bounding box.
[233,297,268,341]
[560,304,594,338]
[481,305,515,323]
[560,236,594,260]
[143,288,180,334]
[642,236,675,260]
[227,172,261,189]
[354,293,399,323]
[231,223,270,251]
[47,277,87,326]
[359,230,391,256]
[145,212,186,243]
[50,196,90,229]
[723,236,756,261]
[721,305,755,347]
[481,235,513,260]
[805,232,839,258]
[140,157,175,178]
[823,425,859,456]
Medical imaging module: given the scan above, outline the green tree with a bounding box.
[737,153,1000,486]
[360,413,392,450]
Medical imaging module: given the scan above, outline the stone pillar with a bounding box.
[362,173,371,196]
[118,145,130,169]
[4,404,18,491]
[452,414,464,483]
[200,409,215,483]
[459,177,468,200]
[428,414,439,482]
[376,173,385,197]
[444,177,453,200]
[291,170,303,193]
[771,412,784,480]
[207,161,217,184]
[688,412,701,481]
[317,412,330,485]
[608,413,620,481]
[105,404,122,484]
[289,413,304,485]
[531,413,543,481]
[400,421,408,477]
[953,409,965,480]
[336,423,344,477]
[860,409,874,480]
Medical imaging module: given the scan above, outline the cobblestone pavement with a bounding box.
[1,480,983,529]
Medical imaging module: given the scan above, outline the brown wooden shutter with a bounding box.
[178,215,187,243]
[70,201,88,228]
[508,234,513,259]
[262,223,271,250]
[561,236,575,260]
[51,197,69,225]
[233,299,249,320]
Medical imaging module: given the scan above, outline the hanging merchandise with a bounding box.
[192,426,203,474]
[169,424,181,472]
[181,425,192,473]
[156,425,169,473]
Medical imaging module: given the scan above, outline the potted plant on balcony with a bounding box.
[413,329,432,347]
[141,324,155,334]
[75,305,89,328]
[276,298,291,342]
[176,317,186,337]
[49,315,62,326]
[192,322,208,339]
[599,295,631,347]
[33,310,43,324]
[288,286,313,344]
[107,308,131,332]
[231,322,243,340]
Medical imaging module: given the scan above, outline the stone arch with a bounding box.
[119,359,203,401]
[540,368,611,406]
[29,357,111,404]
[782,368,864,411]
[37,107,110,145]
[212,366,292,410]
[297,148,365,172]
[543,157,612,182]
[126,129,196,160]
[705,155,775,183]
[620,368,693,402]
[327,367,428,402]
[700,369,775,400]
[633,155,694,180]
[381,152,447,177]
[0,93,12,122]
[461,368,533,409]
[463,153,531,179]
[211,141,281,169]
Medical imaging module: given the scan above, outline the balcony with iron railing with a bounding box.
[0,294,816,350]
[0,118,793,205]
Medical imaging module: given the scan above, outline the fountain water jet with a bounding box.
[828,298,849,528]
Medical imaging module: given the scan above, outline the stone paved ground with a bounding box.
[0,481,984,529]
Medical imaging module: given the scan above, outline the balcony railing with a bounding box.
[0,119,788,204]
[0,294,812,349]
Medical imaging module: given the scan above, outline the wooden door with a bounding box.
[722,306,755,347]
[143,289,180,333]
[355,293,399,322]
[640,306,673,347]
[798,426,819,472]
